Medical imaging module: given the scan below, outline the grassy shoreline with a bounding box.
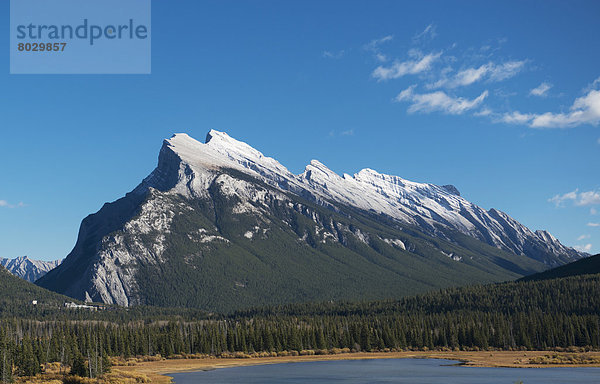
[112,351,600,384]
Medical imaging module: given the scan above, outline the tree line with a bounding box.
[0,274,599,381]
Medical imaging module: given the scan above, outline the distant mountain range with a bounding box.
[0,256,61,282]
[36,131,584,311]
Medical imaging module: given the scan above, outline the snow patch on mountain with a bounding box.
[382,238,406,250]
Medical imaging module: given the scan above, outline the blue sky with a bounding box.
[1,0,599,261]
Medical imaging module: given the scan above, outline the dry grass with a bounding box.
[528,352,600,365]
[14,363,152,384]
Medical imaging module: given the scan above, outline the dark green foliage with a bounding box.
[520,254,600,282]
[0,266,74,317]
[241,274,600,318]
[1,274,600,380]
[16,339,39,377]
[0,337,13,383]
[69,354,86,377]
[101,352,111,374]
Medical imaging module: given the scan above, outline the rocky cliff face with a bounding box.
[36,131,584,310]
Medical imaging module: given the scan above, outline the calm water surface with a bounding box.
[169,358,600,384]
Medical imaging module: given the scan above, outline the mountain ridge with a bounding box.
[36,131,583,310]
[168,131,582,263]
[0,256,62,282]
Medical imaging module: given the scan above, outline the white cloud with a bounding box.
[501,111,535,124]
[592,208,598,215]
[375,53,388,63]
[413,24,437,42]
[530,82,553,97]
[372,51,442,81]
[597,137,600,145]
[588,222,600,227]
[578,190,600,206]
[364,27,530,122]
[577,234,590,241]
[365,35,393,51]
[431,61,526,89]
[395,86,488,115]
[364,35,393,62]
[503,85,600,129]
[322,50,345,59]
[0,200,25,209]
[474,108,493,117]
[488,61,526,82]
[341,129,354,136]
[452,65,490,87]
[531,89,600,128]
[574,243,593,252]
[549,189,600,207]
[548,189,579,207]
[584,76,600,92]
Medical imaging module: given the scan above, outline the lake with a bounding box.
[169,358,600,384]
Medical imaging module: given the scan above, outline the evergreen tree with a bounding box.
[17,340,39,377]
[69,354,87,377]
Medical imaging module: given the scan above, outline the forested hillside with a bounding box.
[520,254,600,282]
[0,266,74,317]
[1,273,599,380]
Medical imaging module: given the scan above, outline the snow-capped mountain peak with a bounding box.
[163,131,299,195]
[158,131,582,265]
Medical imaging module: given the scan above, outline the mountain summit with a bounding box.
[156,131,580,262]
[37,131,583,311]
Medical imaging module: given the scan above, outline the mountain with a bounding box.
[519,254,600,282]
[0,256,62,282]
[37,131,584,311]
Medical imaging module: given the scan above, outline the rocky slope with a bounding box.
[36,131,584,310]
[0,256,61,282]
